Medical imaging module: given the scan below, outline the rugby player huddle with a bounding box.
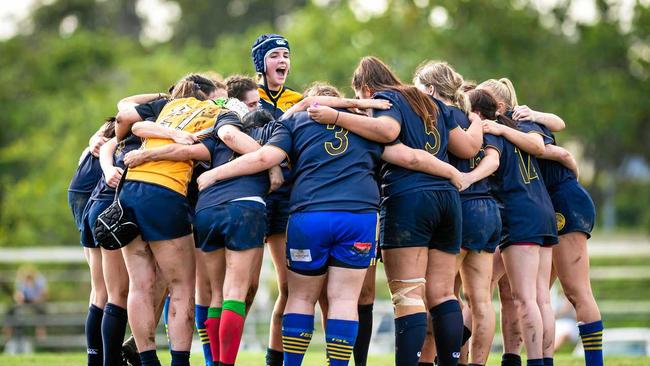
[68,34,603,366]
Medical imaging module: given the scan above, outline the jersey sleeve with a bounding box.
[372,91,404,127]
[484,134,504,155]
[266,120,293,156]
[444,112,460,131]
[215,111,244,131]
[518,121,554,145]
[135,99,168,121]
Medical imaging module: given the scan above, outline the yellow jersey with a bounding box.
[126,97,222,196]
[258,85,303,119]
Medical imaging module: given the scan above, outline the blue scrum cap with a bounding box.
[251,34,290,73]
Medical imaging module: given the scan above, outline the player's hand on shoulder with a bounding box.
[512,105,536,121]
[308,105,337,125]
[105,166,124,188]
[482,120,503,135]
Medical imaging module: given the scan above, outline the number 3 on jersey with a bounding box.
[324,124,349,156]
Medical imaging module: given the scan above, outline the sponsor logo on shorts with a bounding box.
[290,248,312,262]
[452,352,460,359]
[556,212,566,231]
[353,242,372,254]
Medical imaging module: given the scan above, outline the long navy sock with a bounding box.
[430,300,463,366]
[543,358,554,366]
[354,303,373,366]
[85,304,103,366]
[171,350,191,366]
[579,320,604,366]
[101,303,128,366]
[140,350,161,366]
[394,312,427,366]
[501,353,522,366]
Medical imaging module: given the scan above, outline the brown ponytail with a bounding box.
[352,56,439,129]
[170,74,217,101]
[468,89,518,130]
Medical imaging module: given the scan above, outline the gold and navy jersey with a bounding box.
[266,110,384,213]
[374,91,459,200]
[126,97,224,196]
[258,85,302,119]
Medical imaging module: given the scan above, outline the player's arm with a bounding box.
[131,121,197,145]
[217,124,262,155]
[197,146,286,191]
[459,147,500,191]
[115,107,143,140]
[447,112,483,159]
[282,96,391,119]
[539,144,579,178]
[123,143,210,168]
[483,120,545,156]
[382,143,463,190]
[99,138,122,188]
[307,105,400,143]
[117,93,166,111]
[513,105,565,132]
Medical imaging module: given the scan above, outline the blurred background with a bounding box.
[0,0,649,358]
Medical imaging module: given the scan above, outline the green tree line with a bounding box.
[1,0,648,246]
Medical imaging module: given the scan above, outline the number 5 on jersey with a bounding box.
[324,124,349,156]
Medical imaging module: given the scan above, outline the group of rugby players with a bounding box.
[67,33,603,366]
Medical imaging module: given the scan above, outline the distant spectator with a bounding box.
[3,265,48,342]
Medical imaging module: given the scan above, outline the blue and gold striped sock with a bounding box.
[579,320,603,366]
[195,304,213,366]
[282,313,314,366]
[326,319,358,366]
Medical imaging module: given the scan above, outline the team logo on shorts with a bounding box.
[556,212,566,231]
[353,242,372,254]
[290,249,312,262]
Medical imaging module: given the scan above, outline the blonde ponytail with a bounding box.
[499,78,518,107]
[477,78,518,109]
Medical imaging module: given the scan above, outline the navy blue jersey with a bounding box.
[89,132,145,201]
[446,105,501,201]
[252,119,292,198]
[69,150,102,193]
[135,98,168,121]
[489,121,557,242]
[267,110,384,213]
[535,124,576,189]
[196,117,269,212]
[373,91,458,199]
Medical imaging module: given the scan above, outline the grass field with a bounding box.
[1,352,649,365]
